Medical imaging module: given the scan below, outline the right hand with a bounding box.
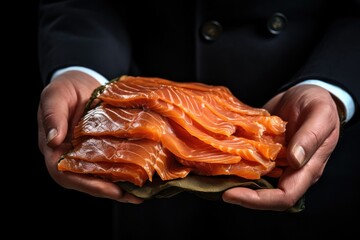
[222,84,341,210]
[37,70,144,204]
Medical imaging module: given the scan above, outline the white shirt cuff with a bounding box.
[296,79,355,123]
[50,66,109,85]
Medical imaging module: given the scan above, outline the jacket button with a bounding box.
[267,13,287,35]
[201,20,223,41]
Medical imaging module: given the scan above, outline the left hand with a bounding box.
[222,84,341,211]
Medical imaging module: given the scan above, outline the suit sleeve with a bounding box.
[38,0,131,84]
[282,6,360,126]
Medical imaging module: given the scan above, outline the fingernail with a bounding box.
[293,145,305,167]
[47,128,58,143]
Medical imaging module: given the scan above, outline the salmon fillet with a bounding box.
[58,75,288,187]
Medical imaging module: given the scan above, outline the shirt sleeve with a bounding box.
[51,66,109,86]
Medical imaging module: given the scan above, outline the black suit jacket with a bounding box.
[38,0,360,238]
[38,0,360,123]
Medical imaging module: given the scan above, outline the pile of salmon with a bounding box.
[58,76,288,187]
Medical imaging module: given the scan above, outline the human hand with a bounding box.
[222,84,341,211]
[37,71,143,204]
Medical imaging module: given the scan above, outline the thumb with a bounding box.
[39,85,70,147]
[287,106,337,169]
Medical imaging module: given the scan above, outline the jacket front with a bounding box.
[38,0,360,122]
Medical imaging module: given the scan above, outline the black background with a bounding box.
[8,1,112,239]
[9,1,359,239]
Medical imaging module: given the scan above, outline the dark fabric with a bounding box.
[282,17,360,126]
[38,0,132,82]
[38,0,360,114]
[37,0,360,239]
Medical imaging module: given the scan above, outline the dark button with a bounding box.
[201,20,223,41]
[267,13,287,35]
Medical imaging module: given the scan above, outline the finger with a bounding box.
[223,187,290,211]
[222,167,311,211]
[59,172,144,204]
[287,103,338,168]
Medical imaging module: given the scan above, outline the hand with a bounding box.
[222,84,341,211]
[37,71,143,204]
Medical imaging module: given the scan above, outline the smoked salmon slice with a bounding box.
[58,75,288,187]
